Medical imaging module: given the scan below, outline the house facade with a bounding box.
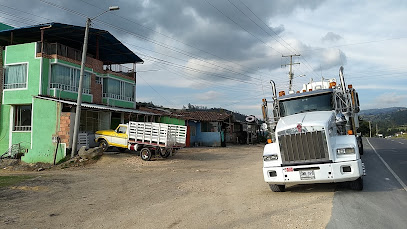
[0,22,154,163]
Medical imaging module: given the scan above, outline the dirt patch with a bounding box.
[0,145,334,229]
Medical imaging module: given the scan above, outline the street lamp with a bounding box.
[71,6,120,157]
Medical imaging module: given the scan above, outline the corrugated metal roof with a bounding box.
[35,96,155,115]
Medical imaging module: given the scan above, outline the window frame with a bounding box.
[13,104,32,132]
[3,62,29,90]
[49,63,91,94]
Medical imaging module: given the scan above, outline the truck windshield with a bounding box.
[279,93,333,117]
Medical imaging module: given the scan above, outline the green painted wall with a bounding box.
[107,73,134,83]
[0,105,11,155]
[49,89,92,103]
[160,117,185,125]
[11,131,31,153]
[103,98,134,108]
[23,98,65,163]
[41,58,50,95]
[3,42,41,104]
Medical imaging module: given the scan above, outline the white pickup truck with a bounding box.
[95,121,187,161]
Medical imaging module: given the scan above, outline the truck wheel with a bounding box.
[99,139,108,152]
[160,148,171,158]
[349,177,363,191]
[358,137,364,155]
[269,184,285,192]
[140,148,152,161]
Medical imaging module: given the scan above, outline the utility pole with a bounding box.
[376,123,378,136]
[71,6,120,157]
[369,121,372,138]
[281,54,300,92]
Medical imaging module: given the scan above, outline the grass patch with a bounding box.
[0,175,34,188]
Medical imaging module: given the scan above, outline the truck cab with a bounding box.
[95,124,129,151]
[262,69,364,192]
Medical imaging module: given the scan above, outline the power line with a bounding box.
[205,0,283,55]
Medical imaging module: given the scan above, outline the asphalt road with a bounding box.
[327,137,407,229]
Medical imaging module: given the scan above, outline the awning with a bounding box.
[35,96,155,116]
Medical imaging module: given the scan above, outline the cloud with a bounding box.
[374,92,407,105]
[321,32,343,43]
[195,90,223,101]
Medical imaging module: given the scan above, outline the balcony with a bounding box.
[37,42,135,79]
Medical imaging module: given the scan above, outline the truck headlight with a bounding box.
[263,154,278,161]
[337,147,355,155]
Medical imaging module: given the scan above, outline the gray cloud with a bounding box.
[321,32,343,43]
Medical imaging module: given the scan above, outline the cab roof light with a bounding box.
[347,130,354,135]
[267,139,272,144]
[278,91,285,97]
[329,82,337,88]
[348,84,353,89]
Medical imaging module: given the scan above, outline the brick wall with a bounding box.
[57,112,71,148]
[91,74,102,104]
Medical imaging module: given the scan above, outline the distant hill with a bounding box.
[359,107,406,116]
[359,107,407,128]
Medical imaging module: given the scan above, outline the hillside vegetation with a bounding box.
[359,107,407,137]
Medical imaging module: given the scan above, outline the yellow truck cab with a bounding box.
[95,124,129,152]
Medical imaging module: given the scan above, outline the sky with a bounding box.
[1,0,406,118]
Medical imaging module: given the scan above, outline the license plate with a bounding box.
[300,170,315,180]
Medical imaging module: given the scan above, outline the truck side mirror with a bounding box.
[335,112,347,125]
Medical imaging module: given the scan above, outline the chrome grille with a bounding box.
[278,131,329,165]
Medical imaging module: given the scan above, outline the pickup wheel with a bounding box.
[140,148,152,161]
[349,177,363,191]
[269,184,285,192]
[99,139,108,152]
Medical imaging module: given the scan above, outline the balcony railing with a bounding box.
[14,126,31,131]
[50,83,91,94]
[37,42,94,62]
[103,93,134,102]
[3,83,27,89]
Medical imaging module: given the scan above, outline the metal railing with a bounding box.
[103,93,134,102]
[50,83,90,94]
[3,83,27,89]
[37,42,94,62]
[14,126,31,131]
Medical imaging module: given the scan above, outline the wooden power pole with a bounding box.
[281,54,300,91]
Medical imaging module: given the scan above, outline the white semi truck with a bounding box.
[262,67,365,192]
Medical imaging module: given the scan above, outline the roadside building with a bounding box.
[0,22,154,163]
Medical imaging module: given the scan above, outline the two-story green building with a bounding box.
[0,22,155,163]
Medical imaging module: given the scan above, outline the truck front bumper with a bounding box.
[263,159,363,185]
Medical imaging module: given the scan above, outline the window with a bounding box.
[14,105,32,131]
[50,64,91,93]
[103,78,134,101]
[201,122,217,132]
[116,126,127,134]
[3,63,28,89]
[95,76,102,84]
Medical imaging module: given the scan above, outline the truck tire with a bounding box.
[140,148,152,161]
[349,177,363,191]
[358,137,364,155]
[160,148,171,158]
[99,139,109,152]
[269,184,285,192]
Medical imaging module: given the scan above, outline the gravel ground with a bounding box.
[0,145,334,228]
